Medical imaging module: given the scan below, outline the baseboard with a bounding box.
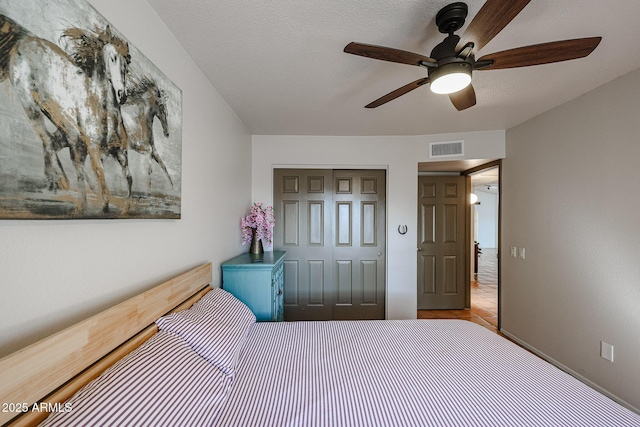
[500,328,640,415]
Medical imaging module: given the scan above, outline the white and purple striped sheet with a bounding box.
[155,287,255,376]
[39,331,232,427]
[213,319,640,427]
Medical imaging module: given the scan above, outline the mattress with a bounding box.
[213,319,639,427]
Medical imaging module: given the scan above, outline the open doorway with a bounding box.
[469,165,500,330]
[416,159,501,333]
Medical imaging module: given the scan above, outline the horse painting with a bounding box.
[0,0,182,220]
[0,14,130,214]
[123,75,174,188]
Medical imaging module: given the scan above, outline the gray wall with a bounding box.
[502,67,640,411]
[0,0,252,357]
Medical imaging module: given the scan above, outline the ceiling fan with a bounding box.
[344,0,601,111]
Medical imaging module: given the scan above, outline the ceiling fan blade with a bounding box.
[457,0,531,53]
[449,84,476,111]
[476,37,602,70]
[365,77,430,108]
[345,42,436,67]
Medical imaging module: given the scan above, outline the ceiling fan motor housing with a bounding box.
[429,60,472,77]
[429,32,475,78]
[430,33,462,61]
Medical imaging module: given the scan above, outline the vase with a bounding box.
[249,228,264,254]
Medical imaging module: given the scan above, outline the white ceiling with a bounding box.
[471,166,499,189]
[146,0,640,136]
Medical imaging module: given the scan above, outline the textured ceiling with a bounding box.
[146,0,640,136]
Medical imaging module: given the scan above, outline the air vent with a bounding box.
[429,141,464,158]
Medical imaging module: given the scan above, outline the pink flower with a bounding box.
[241,203,275,245]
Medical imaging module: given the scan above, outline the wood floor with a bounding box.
[417,248,498,333]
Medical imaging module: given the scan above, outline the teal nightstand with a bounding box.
[221,251,286,321]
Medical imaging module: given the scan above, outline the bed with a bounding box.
[1,263,638,426]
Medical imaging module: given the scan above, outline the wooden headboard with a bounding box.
[0,262,213,427]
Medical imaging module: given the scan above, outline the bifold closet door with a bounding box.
[274,169,386,321]
[274,169,333,321]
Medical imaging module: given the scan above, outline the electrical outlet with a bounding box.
[600,341,614,362]
[510,246,517,257]
[518,247,526,259]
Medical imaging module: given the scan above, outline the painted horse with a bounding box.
[0,14,130,213]
[59,26,133,209]
[123,75,173,188]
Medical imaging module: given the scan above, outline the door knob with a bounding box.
[417,247,423,252]
[377,252,382,257]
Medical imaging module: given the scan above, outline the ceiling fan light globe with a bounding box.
[429,61,472,95]
[430,71,471,94]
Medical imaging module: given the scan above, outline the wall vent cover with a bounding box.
[429,140,464,158]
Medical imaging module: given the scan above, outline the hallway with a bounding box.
[417,248,498,333]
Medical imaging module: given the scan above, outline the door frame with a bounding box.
[462,159,501,330]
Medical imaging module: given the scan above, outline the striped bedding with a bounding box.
[213,319,640,427]
[40,331,232,427]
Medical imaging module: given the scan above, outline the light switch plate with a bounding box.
[510,246,517,257]
[518,247,526,259]
[601,341,614,362]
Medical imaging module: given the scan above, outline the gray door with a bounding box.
[417,175,467,309]
[274,169,386,320]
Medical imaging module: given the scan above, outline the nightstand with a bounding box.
[221,251,286,321]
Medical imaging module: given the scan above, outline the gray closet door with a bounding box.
[274,169,333,320]
[274,169,386,320]
[417,175,467,309]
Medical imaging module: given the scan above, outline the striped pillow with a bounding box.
[196,286,256,318]
[40,331,232,427]
[155,288,255,376]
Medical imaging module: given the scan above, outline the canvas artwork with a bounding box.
[0,0,182,219]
